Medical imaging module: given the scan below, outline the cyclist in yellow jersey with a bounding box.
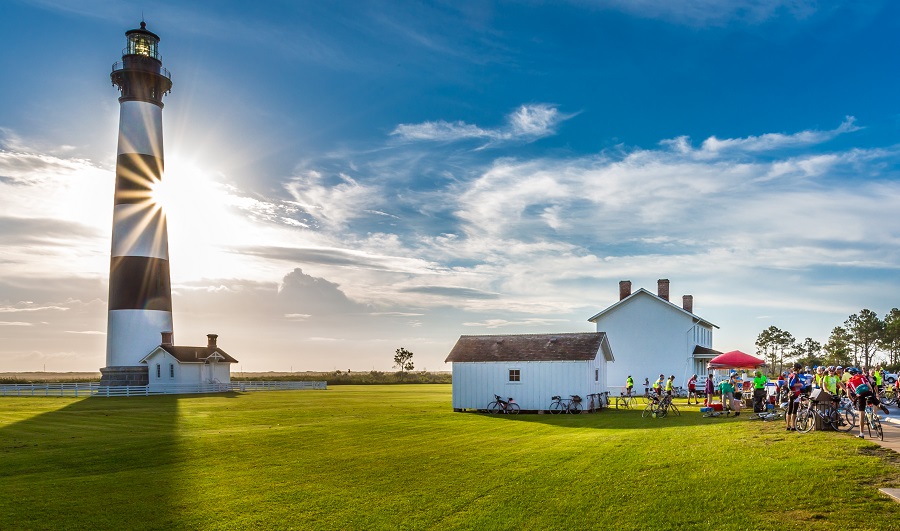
[653,374,664,397]
[625,375,634,396]
[665,375,675,396]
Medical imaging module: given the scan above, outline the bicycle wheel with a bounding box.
[656,402,669,418]
[795,408,814,433]
[865,410,875,439]
[570,402,583,414]
[830,406,853,432]
[487,401,500,414]
[642,403,655,418]
[873,415,884,440]
[549,401,564,414]
[668,403,680,416]
[624,397,634,410]
[508,402,520,414]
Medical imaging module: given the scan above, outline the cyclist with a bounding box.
[687,374,698,405]
[665,375,675,397]
[653,374,664,397]
[813,366,825,389]
[751,370,768,413]
[704,372,715,406]
[625,375,634,396]
[873,367,884,395]
[847,367,890,439]
[786,363,804,431]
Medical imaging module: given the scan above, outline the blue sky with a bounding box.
[1,0,899,373]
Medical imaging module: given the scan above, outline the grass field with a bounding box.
[1,385,899,530]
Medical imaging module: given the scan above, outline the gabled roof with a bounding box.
[693,345,722,356]
[587,288,718,329]
[445,332,612,363]
[140,345,238,364]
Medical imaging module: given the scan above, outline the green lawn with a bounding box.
[1,385,899,530]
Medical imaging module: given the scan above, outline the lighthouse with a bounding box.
[101,22,174,386]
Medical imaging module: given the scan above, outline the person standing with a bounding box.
[719,376,737,416]
[752,370,768,413]
[786,363,804,431]
[687,374,699,405]
[625,375,634,396]
[665,375,675,397]
[704,373,715,406]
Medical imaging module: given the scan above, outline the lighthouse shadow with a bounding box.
[0,394,185,529]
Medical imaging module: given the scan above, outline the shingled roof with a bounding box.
[444,332,609,363]
[144,345,238,364]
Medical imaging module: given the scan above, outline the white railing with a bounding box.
[0,381,327,398]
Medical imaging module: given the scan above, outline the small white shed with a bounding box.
[444,332,614,412]
[140,333,238,390]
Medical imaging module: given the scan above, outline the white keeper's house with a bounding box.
[444,332,614,412]
[588,279,719,391]
[140,333,238,390]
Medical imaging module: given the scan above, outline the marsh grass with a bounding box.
[1,385,899,530]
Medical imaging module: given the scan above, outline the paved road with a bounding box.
[876,405,900,453]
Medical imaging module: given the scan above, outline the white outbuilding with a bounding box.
[588,279,719,392]
[444,332,614,412]
[140,333,238,390]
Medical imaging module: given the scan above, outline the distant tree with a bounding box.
[823,326,853,368]
[393,348,414,377]
[845,309,883,369]
[755,326,795,375]
[792,337,823,369]
[880,308,900,367]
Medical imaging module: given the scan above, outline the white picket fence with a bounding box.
[0,380,327,398]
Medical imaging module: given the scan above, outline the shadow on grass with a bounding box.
[471,407,751,429]
[0,393,238,529]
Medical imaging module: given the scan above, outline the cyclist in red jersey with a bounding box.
[847,368,890,439]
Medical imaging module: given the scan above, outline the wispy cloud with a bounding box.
[598,0,822,27]
[391,104,574,146]
[662,117,861,158]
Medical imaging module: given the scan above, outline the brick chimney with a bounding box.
[207,334,218,349]
[161,331,174,347]
[619,280,632,300]
[683,295,694,314]
[657,279,670,301]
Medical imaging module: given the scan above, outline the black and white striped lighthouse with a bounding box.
[100,22,174,386]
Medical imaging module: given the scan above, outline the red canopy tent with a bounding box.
[707,350,766,370]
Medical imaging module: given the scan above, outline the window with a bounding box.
[156,364,160,378]
[169,364,175,378]
[595,368,599,382]
[508,369,520,382]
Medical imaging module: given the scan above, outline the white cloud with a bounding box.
[390,104,572,145]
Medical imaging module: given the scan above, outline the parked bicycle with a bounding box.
[487,394,520,414]
[794,397,853,433]
[549,394,583,414]
[586,393,605,413]
[616,393,636,410]
[642,392,662,418]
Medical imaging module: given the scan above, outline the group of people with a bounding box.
[624,364,896,439]
[779,363,892,438]
[624,374,677,399]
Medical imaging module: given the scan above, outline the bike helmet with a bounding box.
[836,366,843,370]
[847,368,859,374]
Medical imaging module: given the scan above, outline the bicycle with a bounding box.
[487,394,520,414]
[642,392,663,418]
[880,386,897,407]
[794,397,852,433]
[586,393,603,413]
[658,393,681,417]
[616,393,636,410]
[549,394,583,414]
[862,402,884,441]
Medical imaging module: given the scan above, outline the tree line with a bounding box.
[755,308,900,375]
